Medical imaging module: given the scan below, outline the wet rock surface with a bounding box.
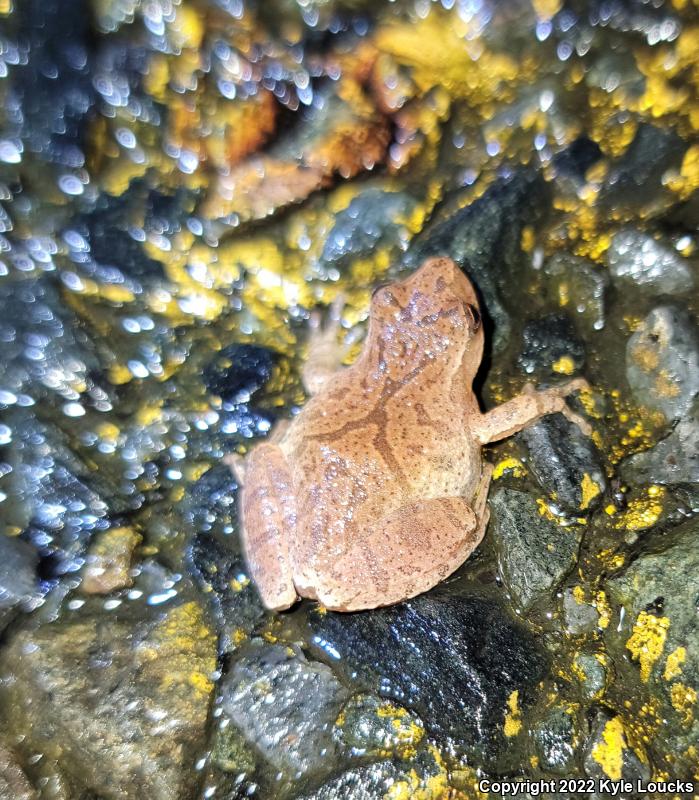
[518,413,606,514]
[0,598,217,800]
[1,0,699,795]
[626,306,699,421]
[204,344,280,404]
[519,314,585,377]
[219,639,349,782]
[607,229,694,295]
[621,396,699,486]
[542,253,608,332]
[490,489,582,611]
[534,706,578,775]
[0,535,39,632]
[604,517,699,775]
[186,532,265,653]
[308,591,547,768]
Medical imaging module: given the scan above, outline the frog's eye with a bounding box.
[465,303,482,330]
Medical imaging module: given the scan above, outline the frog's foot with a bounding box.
[475,378,592,444]
[302,294,353,395]
[522,378,592,435]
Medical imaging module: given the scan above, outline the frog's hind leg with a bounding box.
[238,442,299,610]
[315,495,484,612]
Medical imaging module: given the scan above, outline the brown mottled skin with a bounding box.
[227,257,590,612]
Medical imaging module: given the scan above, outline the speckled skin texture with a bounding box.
[231,257,589,612]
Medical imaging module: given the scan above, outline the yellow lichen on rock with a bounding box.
[664,647,687,681]
[591,716,628,781]
[626,610,670,683]
[504,690,523,737]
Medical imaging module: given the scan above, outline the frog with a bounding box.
[226,256,591,612]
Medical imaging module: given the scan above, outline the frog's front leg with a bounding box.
[234,442,299,610]
[302,295,352,395]
[473,378,591,445]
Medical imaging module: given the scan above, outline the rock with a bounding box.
[490,489,582,612]
[542,252,608,332]
[13,0,95,167]
[534,706,578,774]
[600,123,687,214]
[626,306,699,421]
[573,651,610,702]
[604,517,699,773]
[562,588,599,635]
[321,188,418,266]
[607,229,694,295]
[0,277,102,403]
[182,464,239,535]
[0,743,37,800]
[0,535,39,632]
[333,694,424,759]
[186,532,265,653]
[294,761,401,800]
[553,136,603,183]
[583,711,649,784]
[308,591,547,769]
[518,413,606,514]
[203,344,279,403]
[0,599,217,800]
[406,170,551,351]
[219,638,349,782]
[76,184,167,281]
[519,313,585,377]
[621,396,699,486]
[295,747,450,800]
[80,525,141,594]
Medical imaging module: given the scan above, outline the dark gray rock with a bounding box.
[0,277,101,402]
[600,123,687,214]
[13,0,95,167]
[0,598,217,800]
[626,306,699,421]
[220,639,349,781]
[490,489,582,611]
[182,464,239,535]
[543,253,608,332]
[519,314,585,377]
[553,136,603,184]
[321,188,418,265]
[604,517,699,772]
[406,170,551,351]
[621,396,699,486]
[607,229,694,295]
[534,706,578,774]
[295,748,449,800]
[518,413,606,514]
[308,591,547,769]
[204,344,280,404]
[0,535,39,632]
[187,532,265,653]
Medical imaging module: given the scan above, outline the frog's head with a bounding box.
[368,256,484,381]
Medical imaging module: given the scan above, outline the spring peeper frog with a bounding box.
[227,257,590,612]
